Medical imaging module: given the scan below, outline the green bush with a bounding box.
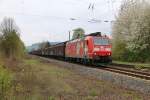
[0,17,25,60]
[112,40,127,61]
[0,65,12,99]
[112,0,150,63]
[72,28,85,39]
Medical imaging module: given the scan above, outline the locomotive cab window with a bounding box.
[94,37,110,45]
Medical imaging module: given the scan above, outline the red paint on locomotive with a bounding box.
[65,33,112,62]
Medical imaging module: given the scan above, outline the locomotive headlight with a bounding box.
[94,47,100,51]
[105,48,111,51]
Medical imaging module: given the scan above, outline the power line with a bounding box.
[0,11,69,20]
[0,11,115,23]
[0,0,119,24]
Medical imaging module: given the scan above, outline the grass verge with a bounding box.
[113,61,150,69]
[1,56,149,99]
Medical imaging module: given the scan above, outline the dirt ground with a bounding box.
[6,55,150,100]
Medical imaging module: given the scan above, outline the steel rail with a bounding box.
[100,66,150,80]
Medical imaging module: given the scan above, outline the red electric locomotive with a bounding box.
[65,32,112,63]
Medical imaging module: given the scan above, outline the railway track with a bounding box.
[36,56,150,94]
[35,55,150,80]
[99,65,150,80]
[70,61,150,80]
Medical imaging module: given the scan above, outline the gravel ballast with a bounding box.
[39,56,150,94]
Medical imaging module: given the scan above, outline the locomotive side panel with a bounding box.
[65,35,112,63]
[65,38,91,59]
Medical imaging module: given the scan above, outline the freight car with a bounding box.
[30,32,112,63]
[42,42,66,59]
[30,42,66,59]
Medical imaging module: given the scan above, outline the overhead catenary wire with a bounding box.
[87,0,118,23]
[0,0,120,24]
[0,11,115,24]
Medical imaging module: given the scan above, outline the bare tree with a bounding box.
[0,18,19,36]
[0,17,24,60]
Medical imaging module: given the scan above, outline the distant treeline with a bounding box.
[112,0,150,62]
[0,17,25,61]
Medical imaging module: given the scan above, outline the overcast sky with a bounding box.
[0,0,122,46]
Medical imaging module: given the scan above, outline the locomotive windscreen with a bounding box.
[94,38,110,45]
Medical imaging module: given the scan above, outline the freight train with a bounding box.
[30,32,112,63]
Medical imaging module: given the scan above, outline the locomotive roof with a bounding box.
[67,32,109,42]
[85,32,102,36]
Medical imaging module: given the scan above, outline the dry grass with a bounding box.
[114,61,150,69]
[2,56,149,100]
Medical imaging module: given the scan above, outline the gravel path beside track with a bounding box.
[38,56,150,95]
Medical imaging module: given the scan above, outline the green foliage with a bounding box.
[112,40,127,60]
[112,0,150,62]
[134,65,144,70]
[0,17,25,60]
[72,28,85,39]
[48,96,55,100]
[89,89,98,97]
[0,66,12,99]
